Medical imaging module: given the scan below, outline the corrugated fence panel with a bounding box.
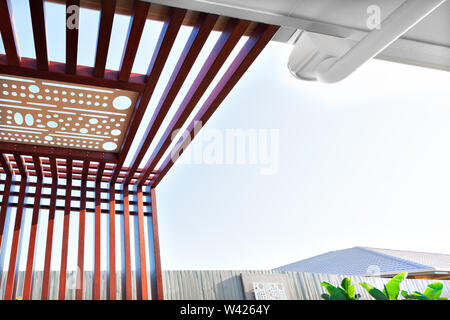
[162,270,450,300]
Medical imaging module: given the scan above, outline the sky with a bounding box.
[1,1,450,272]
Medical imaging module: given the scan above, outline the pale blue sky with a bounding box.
[1,1,450,272]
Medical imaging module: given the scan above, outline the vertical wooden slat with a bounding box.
[109,186,116,299]
[22,156,43,300]
[0,154,12,251]
[4,155,27,300]
[122,186,132,299]
[118,0,150,82]
[137,186,148,299]
[66,0,80,74]
[93,0,116,77]
[94,162,104,300]
[124,13,218,185]
[111,7,186,184]
[59,158,72,300]
[28,0,48,71]
[150,188,164,300]
[76,160,89,300]
[153,24,279,186]
[0,0,20,66]
[41,158,58,300]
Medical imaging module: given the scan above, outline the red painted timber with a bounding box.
[111,7,186,184]
[109,186,116,299]
[122,186,132,299]
[137,186,148,299]
[66,0,80,74]
[29,0,48,71]
[0,0,19,66]
[94,0,116,78]
[3,155,27,300]
[136,18,250,185]
[153,24,279,186]
[118,1,150,82]
[41,158,58,299]
[150,188,164,300]
[0,154,12,250]
[76,160,89,300]
[94,162,105,300]
[124,13,218,185]
[22,156,43,300]
[59,158,73,300]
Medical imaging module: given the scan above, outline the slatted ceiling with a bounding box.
[136,18,251,185]
[94,0,116,78]
[110,7,185,184]
[123,13,218,185]
[65,0,80,74]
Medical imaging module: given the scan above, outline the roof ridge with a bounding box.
[356,246,432,270]
[361,246,450,257]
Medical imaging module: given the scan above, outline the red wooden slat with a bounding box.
[0,141,118,163]
[94,162,104,300]
[109,186,116,299]
[150,188,164,300]
[124,13,218,185]
[22,156,43,300]
[137,186,148,299]
[4,155,27,300]
[111,7,186,184]
[0,56,146,92]
[118,1,150,82]
[0,154,12,251]
[122,187,132,299]
[0,0,19,66]
[93,0,116,78]
[153,24,279,186]
[59,158,73,300]
[41,158,58,299]
[29,0,48,71]
[66,0,80,74]
[76,160,89,300]
[136,18,250,185]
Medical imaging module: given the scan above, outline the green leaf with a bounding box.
[423,282,443,300]
[321,282,348,300]
[341,278,351,291]
[321,293,331,300]
[383,272,407,300]
[347,284,356,300]
[360,282,388,300]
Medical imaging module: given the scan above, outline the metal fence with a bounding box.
[163,270,450,300]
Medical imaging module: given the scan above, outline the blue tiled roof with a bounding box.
[276,247,433,275]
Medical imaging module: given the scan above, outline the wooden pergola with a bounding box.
[0,0,277,300]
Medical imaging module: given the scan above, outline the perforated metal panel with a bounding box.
[0,74,138,152]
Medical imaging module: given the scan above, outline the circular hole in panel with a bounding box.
[29,85,39,93]
[14,112,23,125]
[3,91,8,95]
[25,114,34,126]
[102,142,117,151]
[111,129,121,136]
[112,96,132,110]
[80,128,88,134]
[47,121,58,128]
[44,136,53,141]
[89,118,98,125]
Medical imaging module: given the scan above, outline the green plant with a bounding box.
[401,282,448,300]
[360,272,407,300]
[15,296,23,300]
[321,277,361,300]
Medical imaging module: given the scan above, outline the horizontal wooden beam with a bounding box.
[0,56,146,92]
